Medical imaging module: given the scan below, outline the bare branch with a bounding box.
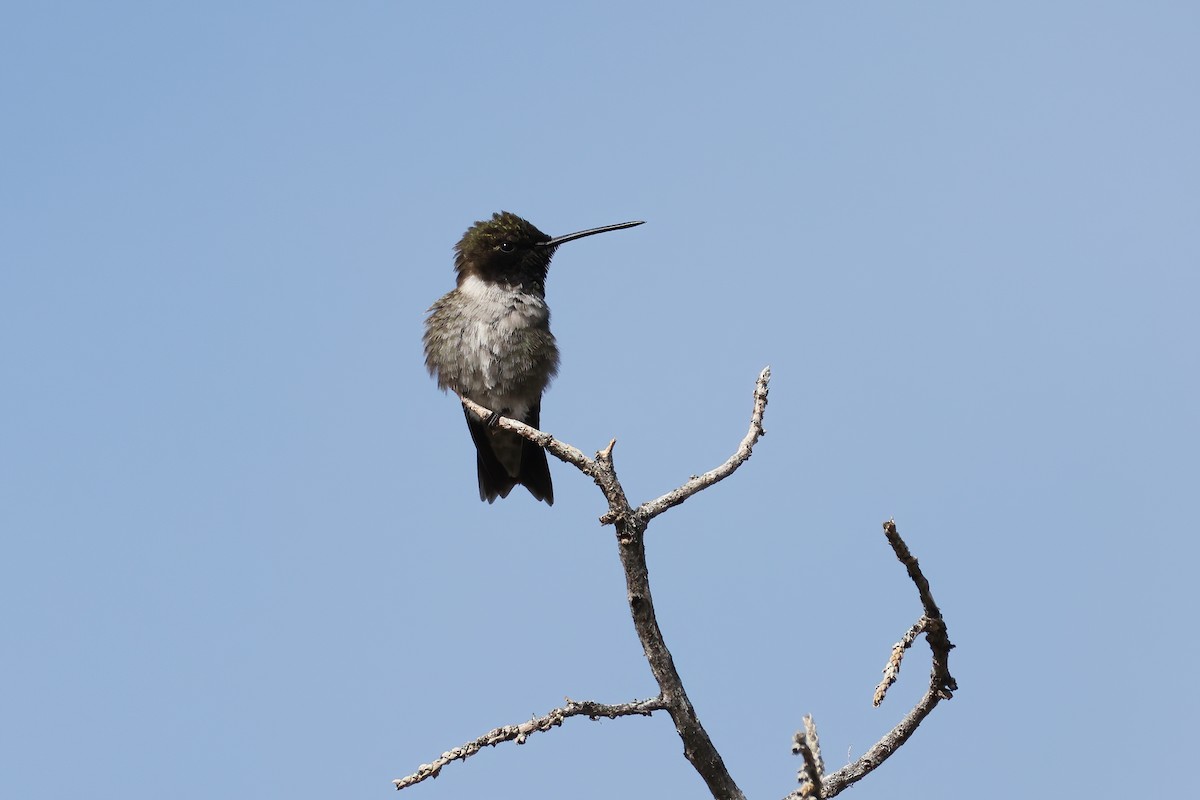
[461,368,769,530]
[637,366,771,522]
[458,401,631,524]
[807,683,944,798]
[459,396,596,475]
[393,696,667,791]
[786,520,957,799]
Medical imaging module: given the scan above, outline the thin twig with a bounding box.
[636,366,771,522]
[792,715,824,798]
[882,518,946,625]
[873,618,926,706]
[393,696,666,790]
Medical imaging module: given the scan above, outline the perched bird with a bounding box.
[424,211,644,504]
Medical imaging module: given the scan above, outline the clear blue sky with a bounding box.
[3,3,1197,798]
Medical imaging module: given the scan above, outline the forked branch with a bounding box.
[400,369,771,798]
[786,520,957,799]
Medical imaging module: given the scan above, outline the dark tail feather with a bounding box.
[464,410,517,502]
[520,402,553,505]
[518,438,553,505]
[462,405,553,505]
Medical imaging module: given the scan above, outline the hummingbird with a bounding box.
[424,211,644,505]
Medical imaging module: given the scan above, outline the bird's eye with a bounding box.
[498,241,515,253]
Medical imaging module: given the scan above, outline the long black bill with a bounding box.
[540,220,645,247]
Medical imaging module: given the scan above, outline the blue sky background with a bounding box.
[3,2,1197,798]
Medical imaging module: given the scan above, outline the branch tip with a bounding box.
[793,714,825,798]
[636,368,772,521]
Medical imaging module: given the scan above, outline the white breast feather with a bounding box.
[454,275,549,414]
